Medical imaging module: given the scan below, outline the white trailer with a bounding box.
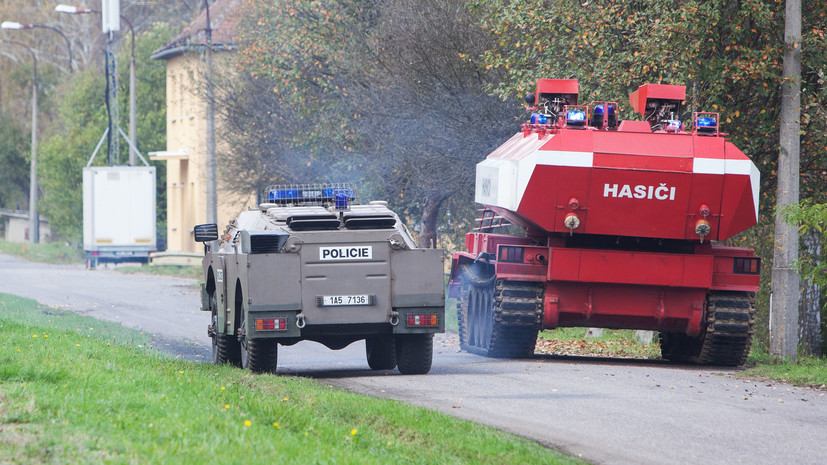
[82,166,157,268]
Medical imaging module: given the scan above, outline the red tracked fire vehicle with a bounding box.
[448,79,761,366]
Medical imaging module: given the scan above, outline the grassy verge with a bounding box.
[741,345,827,388]
[0,240,201,280]
[0,241,84,264]
[0,294,582,465]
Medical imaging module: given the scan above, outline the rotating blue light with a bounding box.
[530,113,548,124]
[696,116,717,128]
[592,104,615,116]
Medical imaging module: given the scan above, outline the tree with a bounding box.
[38,25,173,243]
[0,110,29,210]
[473,0,827,350]
[225,0,519,247]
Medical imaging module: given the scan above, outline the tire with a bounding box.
[210,295,241,366]
[395,334,433,375]
[366,336,397,370]
[241,335,278,374]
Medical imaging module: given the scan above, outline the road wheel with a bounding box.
[210,295,241,366]
[239,318,277,373]
[240,332,278,374]
[366,335,397,370]
[659,331,701,363]
[459,281,495,354]
[395,334,433,375]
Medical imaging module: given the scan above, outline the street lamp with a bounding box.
[0,39,39,244]
[55,4,138,165]
[0,21,72,72]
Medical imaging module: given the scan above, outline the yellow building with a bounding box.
[150,0,253,253]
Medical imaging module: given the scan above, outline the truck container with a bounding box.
[82,166,157,268]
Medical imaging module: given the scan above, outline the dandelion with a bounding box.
[273,422,281,429]
[224,404,231,409]
[32,335,38,338]
[282,397,289,402]
[179,371,184,374]
[350,429,357,436]
[244,420,251,427]
[221,387,226,391]
[76,344,81,347]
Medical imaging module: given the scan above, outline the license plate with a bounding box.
[320,294,372,306]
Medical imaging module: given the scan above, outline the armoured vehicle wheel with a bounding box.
[210,295,241,366]
[395,334,433,375]
[365,336,397,370]
[459,282,495,353]
[241,334,278,373]
[239,313,278,373]
[660,291,755,366]
[458,280,541,358]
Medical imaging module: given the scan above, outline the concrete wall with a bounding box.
[3,215,51,243]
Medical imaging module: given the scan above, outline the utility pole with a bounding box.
[30,56,38,243]
[105,31,119,165]
[204,0,217,225]
[771,0,801,359]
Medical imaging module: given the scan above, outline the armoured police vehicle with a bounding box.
[195,184,445,374]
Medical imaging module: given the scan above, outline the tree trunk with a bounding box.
[770,0,801,359]
[418,190,449,249]
[800,229,822,355]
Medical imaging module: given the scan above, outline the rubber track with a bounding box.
[696,291,755,366]
[459,280,543,358]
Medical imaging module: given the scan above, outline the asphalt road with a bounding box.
[1,253,825,464]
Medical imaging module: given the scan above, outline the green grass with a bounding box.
[0,241,84,264]
[741,345,827,388]
[0,240,201,280]
[0,294,583,465]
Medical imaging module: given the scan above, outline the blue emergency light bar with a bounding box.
[265,184,355,206]
[530,113,548,124]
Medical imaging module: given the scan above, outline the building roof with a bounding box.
[151,0,244,61]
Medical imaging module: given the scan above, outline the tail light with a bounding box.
[498,246,525,263]
[733,257,761,275]
[407,314,438,327]
[256,318,287,331]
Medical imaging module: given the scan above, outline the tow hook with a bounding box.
[207,324,215,338]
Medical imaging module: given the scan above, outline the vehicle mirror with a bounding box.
[194,223,219,242]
